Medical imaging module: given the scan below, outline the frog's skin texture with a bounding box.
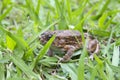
[40,30,99,62]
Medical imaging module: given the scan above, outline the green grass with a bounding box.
[0,0,120,80]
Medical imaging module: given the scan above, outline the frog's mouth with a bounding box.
[40,38,46,44]
[40,36,47,44]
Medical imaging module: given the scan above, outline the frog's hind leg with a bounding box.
[60,45,76,62]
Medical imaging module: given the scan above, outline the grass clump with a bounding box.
[0,0,120,80]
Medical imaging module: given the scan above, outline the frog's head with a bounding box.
[40,31,53,44]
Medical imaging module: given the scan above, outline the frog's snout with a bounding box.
[40,33,53,44]
[40,35,46,44]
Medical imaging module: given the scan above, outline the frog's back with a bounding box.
[51,30,82,49]
[53,30,81,37]
[40,30,82,48]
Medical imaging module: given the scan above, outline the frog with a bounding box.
[40,30,99,62]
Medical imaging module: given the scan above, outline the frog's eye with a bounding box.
[47,34,52,40]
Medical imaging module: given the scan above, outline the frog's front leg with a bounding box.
[47,48,53,56]
[60,45,76,62]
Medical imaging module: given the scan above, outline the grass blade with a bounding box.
[112,45,119,66]
[10,54,41,80]
[92,0,110,19]
[32,35,56,68]
[98,12,108,29]
[102,29,113,59]
[55,0,67,29]
[0,26,28,50]
[106,63,115,80]
[77,40,88,80]
[6,35,16,51]
[61,63,77,80]
[94,55,107,80]
[35,0,41,16]
[75,2,99,43]
[0,51,5,80]
[0,6,12,21]
[66,0,72,23]
[72,0,88,17]
[97,0,110,17]
[90,67,97,80]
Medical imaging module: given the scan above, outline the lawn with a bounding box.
[0,0,120,80]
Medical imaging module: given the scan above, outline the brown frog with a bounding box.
[40,30,99,62]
